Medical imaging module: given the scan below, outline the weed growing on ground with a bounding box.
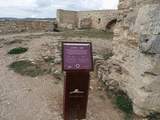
[115,91,133,120]
[8,47,28,54]
[103,52,113,60]
[9,60,47,77]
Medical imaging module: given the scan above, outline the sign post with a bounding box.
[62,42,93,120]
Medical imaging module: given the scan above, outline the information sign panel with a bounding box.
[62,42,93,71]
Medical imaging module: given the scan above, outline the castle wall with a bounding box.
[56,9,118,30]
[57,9,78,29]
[78,10,117,30]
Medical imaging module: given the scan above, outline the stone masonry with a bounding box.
[0,20,55,34]
[95,0,160,117]
[57,9,118,30]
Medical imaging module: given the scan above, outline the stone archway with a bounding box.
[106,19,117,31]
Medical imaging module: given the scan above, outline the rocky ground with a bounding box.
[0,32,125,120]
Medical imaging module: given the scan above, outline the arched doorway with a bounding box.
[106,19,117,31]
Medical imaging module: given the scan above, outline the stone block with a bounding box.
[79,18,92,29]
[140,34,160,54]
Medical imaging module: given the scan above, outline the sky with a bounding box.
[0,0,119,18]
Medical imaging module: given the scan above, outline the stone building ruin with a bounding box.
[56,9,118,30]
[1,1,160,118]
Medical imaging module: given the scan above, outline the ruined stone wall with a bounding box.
[0,20,54,34]
[57,9,78,29]
[78,10,117,30]
[56,9,118,30]
[96,0,160,117]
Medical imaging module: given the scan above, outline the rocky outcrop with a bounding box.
[96,0,160,117]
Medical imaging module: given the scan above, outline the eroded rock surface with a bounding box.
[140,34,160,54]
[96,0,160,117]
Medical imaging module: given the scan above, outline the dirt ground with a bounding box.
[0,32,124,120]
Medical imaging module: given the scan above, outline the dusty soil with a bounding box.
[0,32,124,120]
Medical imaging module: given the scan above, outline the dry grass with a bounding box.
[53,29,113,39]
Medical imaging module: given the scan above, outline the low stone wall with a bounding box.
[0,20,54,34]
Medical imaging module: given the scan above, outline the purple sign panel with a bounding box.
[62,42,93,71]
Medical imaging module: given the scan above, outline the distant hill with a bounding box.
[0,18,56,22]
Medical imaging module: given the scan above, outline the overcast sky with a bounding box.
[0,0,119,18]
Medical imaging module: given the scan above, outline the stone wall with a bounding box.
[96,0,160,117]
[0,20,54,34]
[57,9,78,29]
[78,10,117,30]
[57,9,118,30]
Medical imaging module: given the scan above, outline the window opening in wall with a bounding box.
[106,19,117,30]
[98,18,101,24]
